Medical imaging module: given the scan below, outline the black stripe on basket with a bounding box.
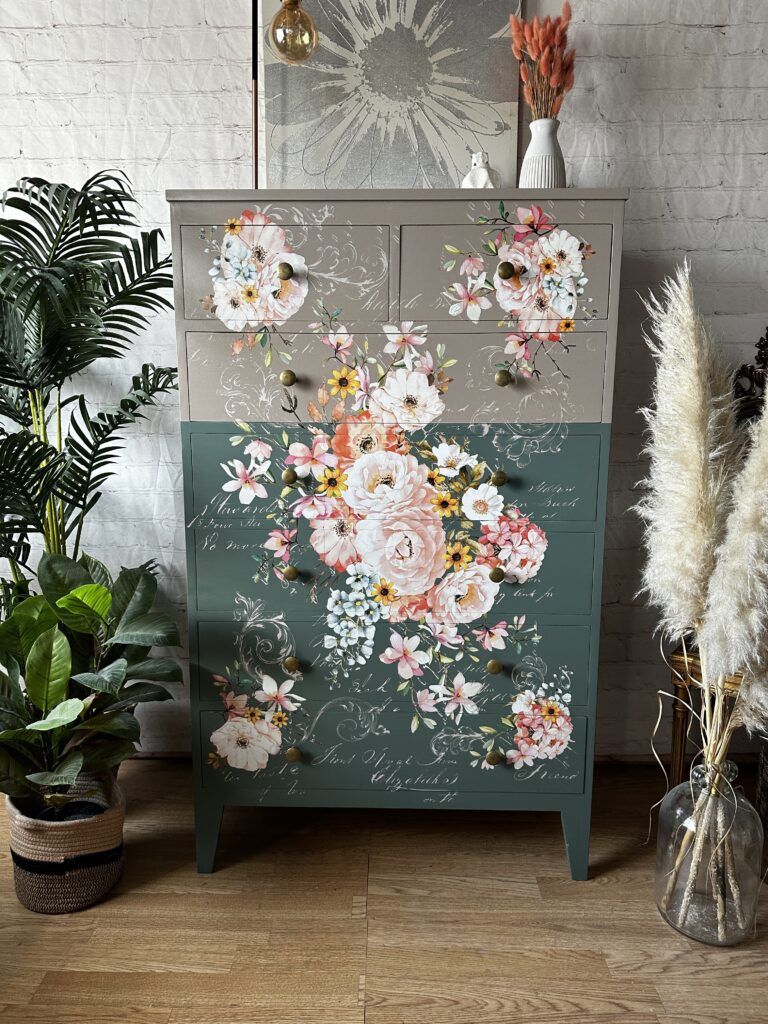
[11,843,124,876]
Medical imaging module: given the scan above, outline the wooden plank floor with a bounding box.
[1,761,766,1023]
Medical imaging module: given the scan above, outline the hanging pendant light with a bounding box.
[268,0,319,65]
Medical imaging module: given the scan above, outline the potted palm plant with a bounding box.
[0,171,181,911]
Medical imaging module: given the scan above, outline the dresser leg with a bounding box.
[196,802,224,873]
[561,803,590,880]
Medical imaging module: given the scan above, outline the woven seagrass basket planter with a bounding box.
[7,776,125,914]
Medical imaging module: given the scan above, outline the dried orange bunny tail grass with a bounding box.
[509,0,576,119]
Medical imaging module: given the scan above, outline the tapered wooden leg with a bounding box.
[196,801,224,874]
[561,803,590,880]
[670,679,691,788]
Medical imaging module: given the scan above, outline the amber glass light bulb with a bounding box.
[268,0,319,65]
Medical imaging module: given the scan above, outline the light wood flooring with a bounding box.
[1,760,766,1023]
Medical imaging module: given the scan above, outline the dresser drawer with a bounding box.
[190,524,594,616]
[179,218,390,324]
[199,707,587,799]
[400,222,613,323]
[188,425,602,524]
[184,330,608,424]
[194,617,593,708]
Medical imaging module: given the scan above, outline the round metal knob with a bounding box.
[282,467,298,485]
[489,567,505,584]
[494,368,512,387]
[497,261,515,280]
[277,261,294,280]
[490,470,508,487]
[285,746,302,763]
[487,659,503,675]
[283,565,299,582]
[485,749,504,766]
[283,656,301,674]
[280,369,297,387]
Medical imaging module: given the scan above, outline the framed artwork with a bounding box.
[255,0,521,189]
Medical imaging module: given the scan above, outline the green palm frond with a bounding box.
[0,431,67,542]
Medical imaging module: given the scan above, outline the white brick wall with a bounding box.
[1,0,763,759]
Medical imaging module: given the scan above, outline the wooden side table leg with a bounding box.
[669,678,690,788]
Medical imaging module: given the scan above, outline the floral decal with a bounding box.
[201,208,308,364]
[443,203,595,380]
[208,302,574,775]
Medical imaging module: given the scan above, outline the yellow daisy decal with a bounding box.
[225,217,242,235]
[328,366,360,398]
[271,710,289,728]
[539,256,557,274]
[427,468,446,488]
[431,491,458,517]
[558,318,575,333]
[444,542,473,572]
[540,700,562,723]
[241,284,259,303]
[317,467,348,498]
[244,707,263,724]
[371,579,398,605]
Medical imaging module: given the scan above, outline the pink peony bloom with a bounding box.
[344,451,433,517]
[380,631,430,680]
[384,593,430,623]
[263,527,297,563]
[285,432,337,480]
[357,511,446,597]
[472,621,508,651]
[517,286,575,339]
[493,242,539,315]
[428,563,500,625]
[447,274,493,323]
[238,209,289,267]
[309,509,360,572]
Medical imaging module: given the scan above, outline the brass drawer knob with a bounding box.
[282,467,298,485]
[283,655,301,673]
[488,567,505,584]
[485,749,504,766]
[490,469,508,487]
[486,659,503,675]
[285,746,302,763]
[494,368,512,387]
[277,261,294,280]
[280,369,297,387]
[497,260,515,280]
[283,565,299,582]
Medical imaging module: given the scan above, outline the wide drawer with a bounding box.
[199,706,587,798]
[400,220,613,323]
[187,424,603,524]
[183,330,608,424]
[190,523,595,617]
[194,616,593,708]
[179,215,390,324]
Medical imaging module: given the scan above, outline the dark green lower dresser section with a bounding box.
[183,422,612,880]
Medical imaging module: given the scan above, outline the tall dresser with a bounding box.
[168,188,628,878]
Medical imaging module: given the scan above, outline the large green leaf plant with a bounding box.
[0,552,180,816]
[0,170,177,610]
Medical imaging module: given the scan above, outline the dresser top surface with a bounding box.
[166,187,630,203]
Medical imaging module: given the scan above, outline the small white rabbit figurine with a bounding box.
[461,150,500,189]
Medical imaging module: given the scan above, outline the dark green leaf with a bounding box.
[24,626,72,712]
[0,746,33,798]
[110,681,173,711]
[38,553,92,610]
[26,697,84,731]
[26,750,84,787]
[107,611,179,648]
[56,583,112,633]
[72,657,127,695]
[75,710,140,741]
[78,553,112,588]
[124,657,181,683]
[109,563,157,626]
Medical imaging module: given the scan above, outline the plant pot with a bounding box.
[518,118,566,189]
[6,775,125,914]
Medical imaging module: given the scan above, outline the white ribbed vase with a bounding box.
[518,118,566,188]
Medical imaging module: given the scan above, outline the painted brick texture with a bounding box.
[1,1,762,758]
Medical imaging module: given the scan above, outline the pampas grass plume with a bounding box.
[636,262,738,640]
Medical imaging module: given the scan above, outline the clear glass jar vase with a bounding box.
[656,761,764,945]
